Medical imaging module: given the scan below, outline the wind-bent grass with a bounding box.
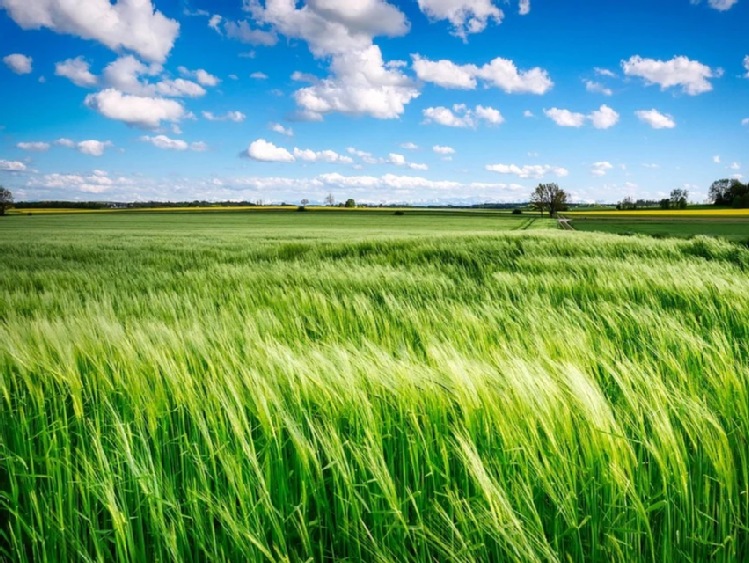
[1,213,748,561]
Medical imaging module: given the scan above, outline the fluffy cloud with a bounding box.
[249,0,408,57]
[55,57,97,87]
[519,0,530,15]
[413,55,553,94]
[77,140,112,156]
[412,56,477,89]
[251,72,268,80]
[3,53,32,74]
[591,161,614,177]
[401,142,419,150]
[141,135,206,151]
[178,67,220,86]
[0,0,179,63]
[636,109,676,129]
[584,80,612,96]
[294,46,419,119]
[544,107,586,127]
[742,118,749,127]
[485,163,569,179]
[224,20,278,45]
[544,104,619,129]
[249,0,417,120]
[85,89,185,128]
[476,58,553,94]
[387,153,427,170]
[417,0,503,40]
[744,55,749,78]
[101,55,206,98]
[33,170,135,194]
[622,55,715,95]
[294,148,353,164]
[347,148,378,164]
[0,160,27,171]
[17,141,50,151]
[713,155,721,163]
[203,110,246,122]
[55,138,76,148]
[589,104,620,129]
[270,123,294,136]
[433,145,455,155]
[423,104,504,127]
[247,139,295,162]
[246,139,362,165]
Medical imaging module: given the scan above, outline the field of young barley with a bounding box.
[1,212,748,562]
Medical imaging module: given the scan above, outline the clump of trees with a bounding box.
[530,183,568,217]
[0,187,13,216]
[618,189,689,211]
[709,178,749,208]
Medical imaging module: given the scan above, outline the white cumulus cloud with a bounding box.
[0,160,27,171]
[544,104,619,129]
[178,67,220,86]
[141,135,209,151]
[485,163,569,179]
[102,56,206,98]
[412,56,477,89]
[591,161,614,177]
[85,89,185,128]
[249,0,417,120]
[433,145,455,155]
[584,80,612,96]
[544,107,586,127]
[622,55,716,95]
[270,123,294,136]
[55,57,97,87]
[0,0,179,63]
[247,139,295,162]
[423,104,504,127]
[417,0,503,40]
[3,53,32,74]
[77,140,112,156]
[203,110,246,122]
[590,104,620,129]
[636,109,676,129]
[412,55,553,94]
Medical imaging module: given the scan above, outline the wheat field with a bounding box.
[1,212,748,561]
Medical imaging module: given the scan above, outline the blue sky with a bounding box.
[1,0,747,204]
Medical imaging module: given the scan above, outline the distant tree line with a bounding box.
[13,200,267,210]
[709,178,749,208]
[617,189,688,211]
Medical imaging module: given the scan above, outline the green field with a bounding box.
[571,218,749,241]
[566,209,749,242]
[1,212,749,561]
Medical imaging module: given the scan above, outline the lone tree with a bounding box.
[300,198,310,207]
[324,193,335,206]
[344,198,356,208]
[670,188,688,209]
[530,183,568,217]
[0,187,12,216]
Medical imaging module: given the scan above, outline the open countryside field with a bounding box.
[566,209,749,242]
[2,212,749,562]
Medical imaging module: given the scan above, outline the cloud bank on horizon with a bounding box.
[0,0,747,205]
